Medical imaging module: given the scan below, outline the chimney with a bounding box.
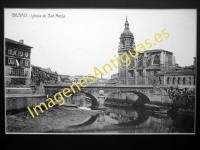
[19,40,24,44]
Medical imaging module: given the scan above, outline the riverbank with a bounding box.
[6,105,100,133]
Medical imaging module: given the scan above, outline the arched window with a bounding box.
[153,55,160,65]
[172,77,176,85]
[188,77,191,85]
[167,77,170,85]
[183,77,186,85]
[177,77,181,85]
[122,39,125,47]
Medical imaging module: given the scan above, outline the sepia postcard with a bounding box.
[5,9,196,134]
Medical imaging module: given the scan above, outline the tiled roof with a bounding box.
[5,38,33,48]
[31,65,41,68]
[145,49,173,54]
[165,70,194,76]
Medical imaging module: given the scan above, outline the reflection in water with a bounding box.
[64,105,194,133]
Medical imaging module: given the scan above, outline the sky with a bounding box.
[5,9,197,78]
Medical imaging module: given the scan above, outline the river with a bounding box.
[52,104,194,133]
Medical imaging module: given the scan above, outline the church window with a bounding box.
[177,77,181,85]
[188,77,191,85]
[153,55,160,65]
[172,77,176,85]
[183,77,186,85]
[122,39,125,47]
[138,71,143,77]
[167,77,170,85]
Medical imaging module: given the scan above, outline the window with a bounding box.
[188,77,191,85]
[10,68,25,77]
[167,77,170,85]
[138,71,143,77]
[172,77,176,84]
[177,77,181,85]
[131,72,134,77]
[20,59,23,65]
[25,52,28,57]
[8,58,14,65]
[19,51,23,56]
[13,50,17,55]
[8,49,12,54]
[183,77,186,85]
[147,58,151,66]
[25,60,29,66]
[153,55,160,65]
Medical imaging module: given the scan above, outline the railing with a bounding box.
[9,68,26,77]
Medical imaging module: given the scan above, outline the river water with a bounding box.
[62,104,194,133]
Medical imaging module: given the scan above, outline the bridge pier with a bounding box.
[97,89,106,110]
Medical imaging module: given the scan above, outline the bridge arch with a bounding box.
[104,90,150,106]
[72,91,99,110]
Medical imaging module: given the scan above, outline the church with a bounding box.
[109,17,195,86]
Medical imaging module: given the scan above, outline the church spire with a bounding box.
[125,16,129,30]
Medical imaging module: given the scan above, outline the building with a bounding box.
[111,73,119,80]
[95,78,108,86]
[161,70,195,86]
[31,65,42,85]
[59,74,71,83]
[160,59,196,86]
[39,67,58,84]
[31,65,59,85]
[117,18,176,85]
[68,75,97,84]
[5,38,33,87]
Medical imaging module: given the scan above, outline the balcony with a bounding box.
[9,68,26,77]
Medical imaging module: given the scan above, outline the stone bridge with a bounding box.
[44,84,172,109]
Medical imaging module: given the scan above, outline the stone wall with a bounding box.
[6,95,46,110]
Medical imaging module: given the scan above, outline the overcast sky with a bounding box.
[5,9,196,78]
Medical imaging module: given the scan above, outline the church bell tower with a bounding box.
[118,16,136,84]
